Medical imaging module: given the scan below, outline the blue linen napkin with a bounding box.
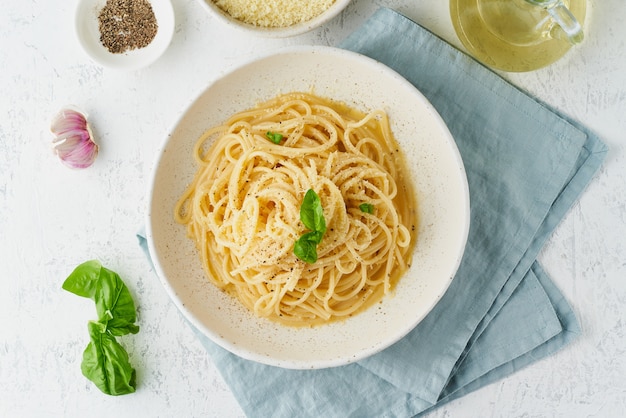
[138,8,607,417]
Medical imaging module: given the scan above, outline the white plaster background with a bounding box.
[1,0,624,417]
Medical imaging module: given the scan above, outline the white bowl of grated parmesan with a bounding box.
[200,0,352,37]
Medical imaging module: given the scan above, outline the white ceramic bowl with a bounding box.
[198,0,352,38]
[146,46,470,369]
[75,0,175,70]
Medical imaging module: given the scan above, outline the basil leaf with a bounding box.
[94,266,140,337]
[359,203,375,214]
[301,230,324,245]
[300,189,326,234]
[81,320,136,396]
[62,260,139,336]
[294,189,328,263]
[62,260,103,299]
[294,235,318,264]
[265,131,283,144]
[64,260,140,396]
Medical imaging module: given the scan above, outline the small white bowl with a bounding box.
[75,0,175,70]
[198,0,352,38]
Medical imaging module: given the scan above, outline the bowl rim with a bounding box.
[145,45,471,369]
[197,0,352,38]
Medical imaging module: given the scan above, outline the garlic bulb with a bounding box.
[50,108,99,169]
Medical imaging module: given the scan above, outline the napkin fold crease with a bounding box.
[138,8,607,417]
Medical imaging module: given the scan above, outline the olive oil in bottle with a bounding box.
[450,0,586,72]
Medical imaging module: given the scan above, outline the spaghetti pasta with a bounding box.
[174,92,417,326]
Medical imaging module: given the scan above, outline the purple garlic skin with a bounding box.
[51,108,98,169]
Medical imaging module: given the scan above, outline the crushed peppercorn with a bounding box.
[98,0,158,54]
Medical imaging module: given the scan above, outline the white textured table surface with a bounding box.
[1,1,625,417]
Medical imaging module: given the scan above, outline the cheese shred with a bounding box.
[213,0,336,28]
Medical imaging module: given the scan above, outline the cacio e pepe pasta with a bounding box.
[175,92,417,326]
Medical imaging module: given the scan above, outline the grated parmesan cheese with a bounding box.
[213,0,336,28]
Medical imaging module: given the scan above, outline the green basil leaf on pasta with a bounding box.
[294,189,327,263]
[300,189,326,234]
[301,230,324,245]
[294,235,318,264]
[359,203,375,214]
[265,131,283,144]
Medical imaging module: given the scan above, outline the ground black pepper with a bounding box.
[98,0,158,54]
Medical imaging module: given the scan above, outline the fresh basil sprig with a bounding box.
[62,260,139,396]
[294,189,327,264]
